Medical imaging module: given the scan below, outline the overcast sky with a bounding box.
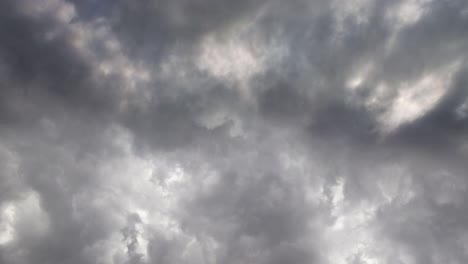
[1,0,468,263]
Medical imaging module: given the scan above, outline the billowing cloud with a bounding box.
[1,0,468,264]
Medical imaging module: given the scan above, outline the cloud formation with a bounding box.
[1,0,468,263]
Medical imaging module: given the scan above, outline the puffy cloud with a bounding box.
[1,0,468,263]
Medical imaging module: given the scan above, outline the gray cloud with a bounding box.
[1,0,468,263]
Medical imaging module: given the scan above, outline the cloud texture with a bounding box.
[1,0,468,263]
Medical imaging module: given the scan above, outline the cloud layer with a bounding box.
[1,0,468,263]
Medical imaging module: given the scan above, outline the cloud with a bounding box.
[1,0,468,263]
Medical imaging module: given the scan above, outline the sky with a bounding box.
[1,0,468,263]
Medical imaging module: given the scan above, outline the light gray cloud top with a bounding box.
[1,0,468,263]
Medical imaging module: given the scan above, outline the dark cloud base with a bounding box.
[1,0,468,264]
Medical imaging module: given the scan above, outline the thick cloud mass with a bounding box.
[1,0,468,263]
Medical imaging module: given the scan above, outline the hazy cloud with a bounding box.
[1,0,468,264]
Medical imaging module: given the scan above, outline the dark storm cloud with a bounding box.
[2,0,468,264]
